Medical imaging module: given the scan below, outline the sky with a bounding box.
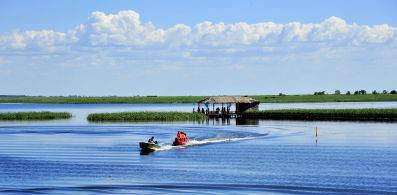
[0,0,396,96]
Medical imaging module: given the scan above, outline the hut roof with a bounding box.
[198,96,259,104]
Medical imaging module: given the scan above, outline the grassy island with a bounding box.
[0,111,72,120]
[252,94,397,103]
[0,96,204,104]
[0,94,396,104]
[242,109,397,121]
[87,112,207,122]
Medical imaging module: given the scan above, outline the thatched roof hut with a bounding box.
[198,96,260,115]
[198,96,259,104]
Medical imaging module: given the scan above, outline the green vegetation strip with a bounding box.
[0,112,72,120]
[252,94,397,103]
[87,112,207,122]
[1,94,397,104]
[242,109,397,121]
[0,96,204,104]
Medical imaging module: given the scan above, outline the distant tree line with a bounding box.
[313,90,397,95]
[0,95,27,97]
[313,91,326,95]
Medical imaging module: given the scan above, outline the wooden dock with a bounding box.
[206,111,237,118]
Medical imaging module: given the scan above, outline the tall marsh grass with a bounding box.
[0,112,72,120]
[87,112,207,122]
[242,109,397,121]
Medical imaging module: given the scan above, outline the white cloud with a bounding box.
[357,24,395,43]
[87,10,166,46]
[0,10,396,54]
[191,21,283,46]
[0,30,76,52]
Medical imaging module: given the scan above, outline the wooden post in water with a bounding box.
[315,126,319,144]
[315,127,319,137]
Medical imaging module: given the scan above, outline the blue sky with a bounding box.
[1,0,397,30]
[0,0,396,96]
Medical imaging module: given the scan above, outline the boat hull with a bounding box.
[172,139,188,146]
[139,142,161,152]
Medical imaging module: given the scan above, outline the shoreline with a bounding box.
[0,94,397,104]
[242,109,397,122]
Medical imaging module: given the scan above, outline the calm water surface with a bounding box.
[0,103,396,194]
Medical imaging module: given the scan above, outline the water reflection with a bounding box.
[206,117,231,126]
[204,118,259,126]
[236,118,259,126]
[88,118,260,126]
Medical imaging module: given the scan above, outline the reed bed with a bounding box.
[0,112,72,120]
[87,112,207,122]
[242,109,397,121]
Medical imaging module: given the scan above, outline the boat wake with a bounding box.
[2,183,392,194]
[155,134,264,151]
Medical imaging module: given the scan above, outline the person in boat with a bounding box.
[148,136,155,143]
[173,131,189,146]
[147,136,159,145]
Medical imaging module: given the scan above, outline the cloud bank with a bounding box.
[1,10,396,54]
[1,10,396,96]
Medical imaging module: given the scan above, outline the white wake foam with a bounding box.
[156,136,255,151]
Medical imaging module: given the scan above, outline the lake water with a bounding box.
[0,103,396,194]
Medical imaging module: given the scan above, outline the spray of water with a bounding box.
[156,136,256,151]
